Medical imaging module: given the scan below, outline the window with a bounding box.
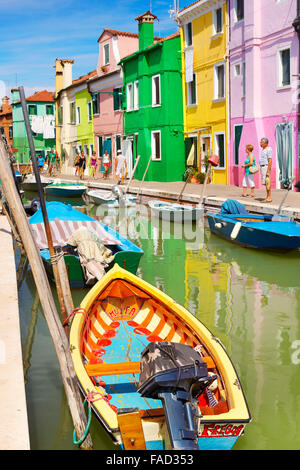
[87,101,92,122]
[235,0,244,22]
[103,44,110,65]
[234,63,241,77]
[187,73,197,105]
[92,93,100,114]
[9,126,13,139]
[134,81,139,110]
[185,22,193,47]
[113,87,122,111]
[70,102,76,123]
[76,106,81,125]
[152,74,161,107]
[213,7,223,35]
[214,132,225,168]
[278,48,291,87]
[115,134,122,153]
[28,104,37,115]
[46,104,54,115]
[214,63,225,100]
[126,83,133,111]
[58,105,63,125]
[151,130,161,161]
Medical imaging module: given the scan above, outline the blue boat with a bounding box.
[207,199,300,251]
[29,201,144,288]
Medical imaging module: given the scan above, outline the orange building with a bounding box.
[0,96,13,146]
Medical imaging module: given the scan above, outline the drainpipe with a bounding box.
[292,2,300,182]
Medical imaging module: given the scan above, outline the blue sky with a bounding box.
[0,0,189,99]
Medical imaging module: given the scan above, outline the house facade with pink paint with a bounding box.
[88,29,139,176]
[229,0,299,189]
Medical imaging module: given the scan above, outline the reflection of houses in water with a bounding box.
[184,249,230,338]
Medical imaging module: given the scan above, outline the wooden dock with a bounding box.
[0,215,30,450]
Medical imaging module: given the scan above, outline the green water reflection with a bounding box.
[17,201,300,450]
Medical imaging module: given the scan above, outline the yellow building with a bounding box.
[177,0,228,184]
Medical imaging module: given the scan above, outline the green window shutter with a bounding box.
[122,86,126,110]
[46,104,53,115]
[92,94,99,114]
[113,88,122,111]
[28,104,37,115]
[234,125,243,166]
[88,102,92,121]
[58,106,63,125]
[70,102,75,123]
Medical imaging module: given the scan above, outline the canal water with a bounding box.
[17,194,300,450]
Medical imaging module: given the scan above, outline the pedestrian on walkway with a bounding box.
[48,149,56,176]
[37,154,45,173]
[78,152,86,180]
[96,153,102,178]
[102,149,110,179]
[90,151,97,178]
[74,153,80,176]
[241,145,256,198]
[115,149,127,184]
[55,151,61,174]
[259,138,272,203]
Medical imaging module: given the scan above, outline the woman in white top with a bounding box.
[102,150,110,179]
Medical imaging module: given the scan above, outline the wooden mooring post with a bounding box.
[0,137,93,449]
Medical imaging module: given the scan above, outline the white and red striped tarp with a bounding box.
[30,218,121,250]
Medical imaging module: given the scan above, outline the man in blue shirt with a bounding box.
[37,154,45,172]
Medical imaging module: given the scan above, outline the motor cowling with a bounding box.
[138,342,216,450]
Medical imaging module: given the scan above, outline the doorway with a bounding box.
[200,135,211,172]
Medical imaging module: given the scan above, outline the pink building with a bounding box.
[229,0,299,189]
[88,29,139,175]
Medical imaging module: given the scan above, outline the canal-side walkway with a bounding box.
[50,173,300,220]
[0,216,30,450]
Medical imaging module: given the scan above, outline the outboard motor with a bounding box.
[138,342,217,450]
[111,184,125,208]
[30,197,41,214]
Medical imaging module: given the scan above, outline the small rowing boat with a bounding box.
[207,199,300,251]
[22,174,53,191]
[85,189,137,207]
[148,200,203,223]
[69,265,251,450]
[45,183,86,197]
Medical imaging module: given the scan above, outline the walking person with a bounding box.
[90,151,97,178]
[74,153,80,176]
[241,145,256,198]
[48,149,56,176]
[102,149,110,179]
[37,154,45,173]
[55,151,61,174]
[259,138,272,203]
[78,152,87,180]
[115,149,127,184]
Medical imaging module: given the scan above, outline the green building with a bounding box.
[11,89,56,163]
[119,11,185,182]
[74,87,95,173]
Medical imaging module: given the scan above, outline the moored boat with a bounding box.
[85,189,137,207]
[69,265,251,450]
[207,199,300,251]
[22,174,53,191]
[45,182,86,197]
[29,201,144,288]
[148,199,203,223]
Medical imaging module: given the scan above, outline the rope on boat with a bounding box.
[49,250,64,265]
[62,307,87,328]
[73,392,102,446]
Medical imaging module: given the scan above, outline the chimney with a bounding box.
[1,96,9,113]
[11,89,20,104]
[135,11,157,51]
[55,59,74,92]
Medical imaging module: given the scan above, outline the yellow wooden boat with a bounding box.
[69,265,251,450]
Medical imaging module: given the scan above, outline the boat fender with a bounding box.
[214,223,223,229]
[230,222,242,240]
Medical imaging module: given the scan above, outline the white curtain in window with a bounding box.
[185,48,194,83]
